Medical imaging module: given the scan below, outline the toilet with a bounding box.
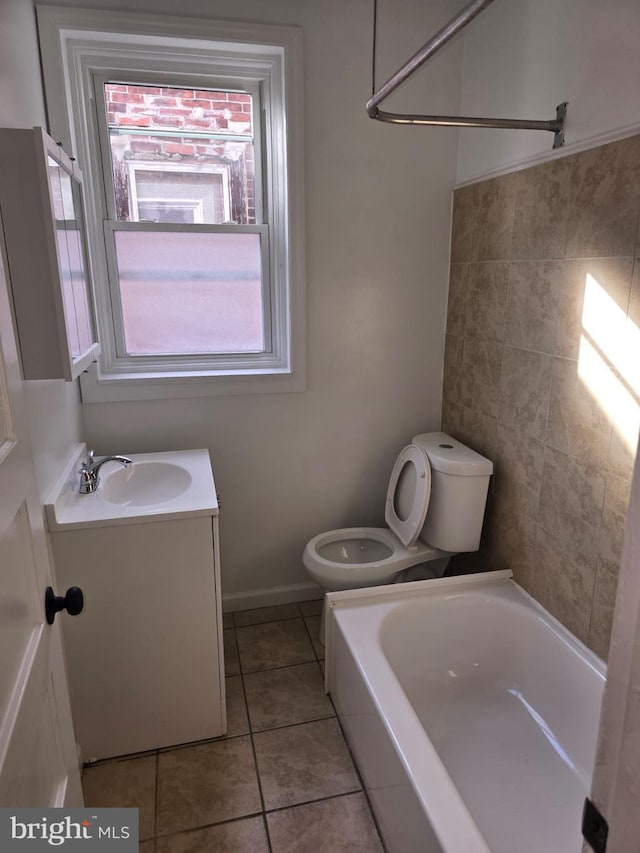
[303,431,493,594]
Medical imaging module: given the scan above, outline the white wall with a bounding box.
[23,381,84,500]
[457,0,640,183]
[0,0,46,129]
[0,0,84,501]
[35,0,463,606]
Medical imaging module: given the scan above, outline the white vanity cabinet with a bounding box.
[46,449,225,761]
[0,127,99,380]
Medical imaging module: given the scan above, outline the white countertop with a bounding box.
[45,447,219,531]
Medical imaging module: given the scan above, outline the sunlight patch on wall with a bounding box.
[579,273,640,454]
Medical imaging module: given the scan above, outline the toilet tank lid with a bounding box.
[411,432,493,476]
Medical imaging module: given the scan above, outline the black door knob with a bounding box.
[45,586,84,625]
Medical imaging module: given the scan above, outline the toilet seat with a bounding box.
[384,444,431,547]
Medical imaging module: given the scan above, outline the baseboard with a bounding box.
[222,580,323,613]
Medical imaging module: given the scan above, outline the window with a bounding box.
[99,81,267,358]
[104,83,254,226]
[37,8,304,399]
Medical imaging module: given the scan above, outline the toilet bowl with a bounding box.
[303,432,493,597]
[303,527,443,591]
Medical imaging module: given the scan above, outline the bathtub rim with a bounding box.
[325,570,606,853]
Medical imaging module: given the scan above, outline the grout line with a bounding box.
[233,612,303,629]
[254,714,341,738]
[152,810,266,841]
[542,437,615,472]
[237,646,273,853]
[541,355,555,456]
[228,602,326,627]
[157,729,249,752]
[300,613,324,663]
[251,713,336,737]
[233,616,322,672]
[241,657,320,676]
[234,616,306,632]
[84,748,158,767]
[157,664,334,754]
[263,788,364,816]
[585,559,602,650]
[261,812,271,848]
[585,467,613,645]
[495,264,513,451]
[152,789,381,845]
[233,617,360,847]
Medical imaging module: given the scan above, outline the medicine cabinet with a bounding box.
[0,127,99,380]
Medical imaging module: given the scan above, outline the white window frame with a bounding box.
[125,160,233,224]
[36,7,305,400]
[133,198,206,225]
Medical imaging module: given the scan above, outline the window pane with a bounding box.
[105,83,256,224]
[49,158,94,358]
[113,230,265,355]
[48,156,79,354]
[65,181,95,355]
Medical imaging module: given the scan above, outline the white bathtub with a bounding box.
[326,571,606,853]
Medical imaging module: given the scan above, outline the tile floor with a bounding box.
[82,601,385,852]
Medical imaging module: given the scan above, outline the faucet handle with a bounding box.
[79,449,94,476]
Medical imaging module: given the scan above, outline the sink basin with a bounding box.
[45,448,218,530]
[101,461,192,506]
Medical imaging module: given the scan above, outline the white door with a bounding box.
[0,214,82,806]
[588,435,640,851]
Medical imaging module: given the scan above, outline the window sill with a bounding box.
[79,361,306,402]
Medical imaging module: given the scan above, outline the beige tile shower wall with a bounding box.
[443,134,640,660]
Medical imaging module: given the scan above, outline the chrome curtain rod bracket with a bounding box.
[369,102,567,149]
[367,0,567,150]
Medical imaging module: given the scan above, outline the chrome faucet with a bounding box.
[79,449,133,494]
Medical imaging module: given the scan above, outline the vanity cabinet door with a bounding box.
[0,127,99,380]
[50,515,225,760]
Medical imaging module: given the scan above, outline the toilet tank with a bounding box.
[412,432,493,553]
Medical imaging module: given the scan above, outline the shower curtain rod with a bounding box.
[366,0,567,149]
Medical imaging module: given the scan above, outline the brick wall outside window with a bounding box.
[105,84,256,224]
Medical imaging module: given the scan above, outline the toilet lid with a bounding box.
[385,444,431,547]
